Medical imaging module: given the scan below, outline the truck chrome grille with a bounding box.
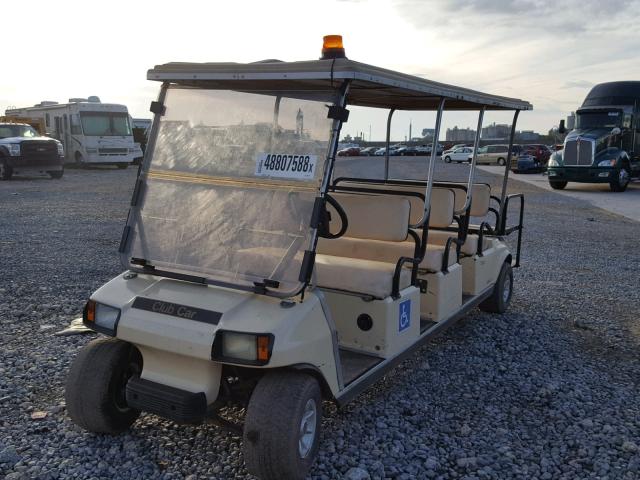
[21,141,58,160]
[564,138,593,166]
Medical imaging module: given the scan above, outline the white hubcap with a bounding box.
[298,398,317,458]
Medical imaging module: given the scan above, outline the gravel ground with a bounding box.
[1,162,639,480]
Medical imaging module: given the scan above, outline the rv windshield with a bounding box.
[123,86,337,294]
[80,112,132,136]
[576,111,622,129]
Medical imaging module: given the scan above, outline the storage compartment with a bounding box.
[322,286,420,358]
[418,263,462,322]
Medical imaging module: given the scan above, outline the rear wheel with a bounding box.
[479,261,513,314]
[609,166,630,192]
[549,180,567,190]
[497,157,506,166]
[48,168,64,179]
[0,158,13,180]
[444,156,452,163]
[244,371,321,480]
[65,338,142,434]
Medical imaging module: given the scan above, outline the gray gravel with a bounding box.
[1,162,639,479]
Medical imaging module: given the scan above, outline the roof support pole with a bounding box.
[420,98,446,230]
[384,108,395,180]
[499,109,520,228]
[462,107,486,213]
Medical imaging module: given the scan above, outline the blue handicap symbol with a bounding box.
[399,299,411,332]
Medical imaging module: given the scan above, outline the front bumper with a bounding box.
[547,167,613,183]
[7,155,64,169]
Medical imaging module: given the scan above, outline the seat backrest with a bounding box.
[328,192,410,242]
[334,182,455,229]
[452,183,491,217]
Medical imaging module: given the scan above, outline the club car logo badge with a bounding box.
[398,299,411,332]
[131,297,222,325]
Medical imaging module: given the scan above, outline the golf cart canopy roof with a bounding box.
[147,58,533,111]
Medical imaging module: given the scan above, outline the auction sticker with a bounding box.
[255,153,317,180]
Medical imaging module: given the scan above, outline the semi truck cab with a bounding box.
[548,81,640,191]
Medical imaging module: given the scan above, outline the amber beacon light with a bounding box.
[321,35,346,59]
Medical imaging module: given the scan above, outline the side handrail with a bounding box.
[476,222,494,257]
[500,193,524,267]
[391,229,422,299]
[441,237,461,273]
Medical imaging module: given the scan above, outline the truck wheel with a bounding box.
[497,157,506,166]
[549,180,567,190]
[0,159,13,180]
[444,156,452,163]
[65,338,142,434]
[479,261,513,314]
[609,166,630,192]
[243,371,321,480]
[48,169,64,179]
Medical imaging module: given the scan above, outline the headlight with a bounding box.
[548,156,560,167]
[83,299,121,336]
[56,143,64,156]
[212,331,273,365]
[7,144,20,156]
[598,159,616,167]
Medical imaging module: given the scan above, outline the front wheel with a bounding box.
[0,159,13,180]
[65,338,142,434]
[444,156,451,163]
[497,157,506,166]
[549,180,567,190]
[609,166,630,192]
[479,261,513,314]
[244,371,321,480]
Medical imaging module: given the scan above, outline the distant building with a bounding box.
[421,128,435,139]
[481,123,511,139]
[446,126,476,142]
[566,112,576,130]
[517,130,540,142]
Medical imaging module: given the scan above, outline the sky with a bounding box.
[3,0,639,141]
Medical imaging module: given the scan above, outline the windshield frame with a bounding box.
[120,82,349,298]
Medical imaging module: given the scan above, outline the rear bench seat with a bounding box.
[426,183,492,256]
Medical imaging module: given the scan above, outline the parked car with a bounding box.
[0,122,64,180]
[337,147,360,156]
[443,144,468,154]
[374,147,399,156]
[396,146,421,156]
[359,146,378,156]
[443,146,473,163]
[469,144,514,165]
[524,144,551,165]
[511,151,544,174]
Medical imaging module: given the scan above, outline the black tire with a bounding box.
[244,371,321,480]
[65,338,142,434]
[497,157,506,166]
[609,166,630,192]
[48,169,64,179]
[479,261,513,314]
[444,156,452,163]
[549,180,567,190]
[0,158,13,180]
[116,163,128,170]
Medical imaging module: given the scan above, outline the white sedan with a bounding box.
[443,147,473,163]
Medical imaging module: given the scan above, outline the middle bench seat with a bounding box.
[315,192,416,299]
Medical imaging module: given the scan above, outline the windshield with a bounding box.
[124,86,336,294]
[576,111,622,129]
[0,124,38,139]
[80,112,132,136]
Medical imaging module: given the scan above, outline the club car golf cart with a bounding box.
[65,36,530,480]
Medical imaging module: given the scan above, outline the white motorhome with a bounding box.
[6,97,137,168]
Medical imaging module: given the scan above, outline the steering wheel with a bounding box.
[321,194,348,239]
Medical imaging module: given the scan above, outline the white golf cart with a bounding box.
[65,36,531,480]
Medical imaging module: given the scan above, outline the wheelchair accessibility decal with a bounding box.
[399,299,411,332]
